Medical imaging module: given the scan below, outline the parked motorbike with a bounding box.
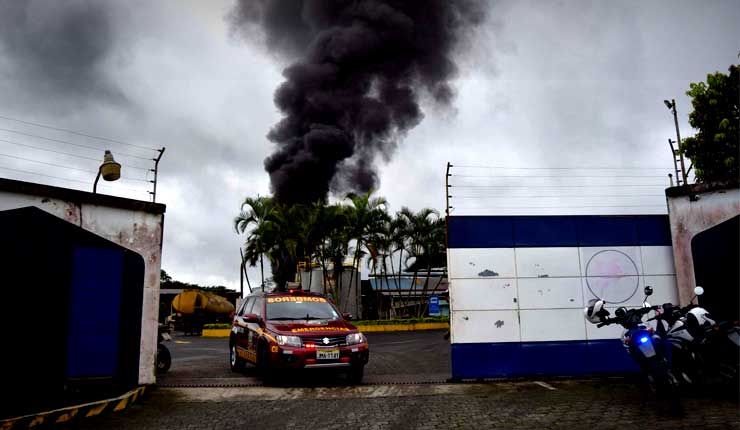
[156,323,172,374]
[652,286,740,387]
[585,286,682,415]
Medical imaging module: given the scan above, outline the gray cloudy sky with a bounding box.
[0,0,738,290]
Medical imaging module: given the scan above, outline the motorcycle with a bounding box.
[585,286,682,415]
[652,287,740,387]
[156,323,172,374]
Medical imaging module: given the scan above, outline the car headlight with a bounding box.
[346,332,366,345]
[276,335,302,347]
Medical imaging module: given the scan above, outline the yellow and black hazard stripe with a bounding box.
[0,386,146,430]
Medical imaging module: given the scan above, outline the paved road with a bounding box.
[73,331,739,429]
[77,380,740,430]
[158,330,451,386]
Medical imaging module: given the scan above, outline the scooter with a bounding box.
[585,286,682,415]
[156,323,172,374]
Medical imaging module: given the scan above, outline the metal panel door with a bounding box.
[66,247,124,378]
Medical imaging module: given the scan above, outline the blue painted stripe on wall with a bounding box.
[450,340,639,378]
[447,215,671,248]
[635,216,673,246]
[512,216,579,247]
[446,216,514,248]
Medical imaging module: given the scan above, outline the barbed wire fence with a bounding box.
[0,115,164,202]
[445,163,685,216]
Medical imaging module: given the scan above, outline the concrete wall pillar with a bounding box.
[666,185,740,305]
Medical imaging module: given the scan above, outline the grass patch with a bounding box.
[203,323,232,329]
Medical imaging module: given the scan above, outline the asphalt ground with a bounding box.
[75,380,740,430]
[55,330,740,429]
[157,330,451,386]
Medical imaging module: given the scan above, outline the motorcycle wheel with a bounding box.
[156,343,171,374]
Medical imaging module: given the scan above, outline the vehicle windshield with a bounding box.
[266,297,340,321]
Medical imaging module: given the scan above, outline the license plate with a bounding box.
[316,348,340,360]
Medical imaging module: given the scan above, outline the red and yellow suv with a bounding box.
[229,289,369,383]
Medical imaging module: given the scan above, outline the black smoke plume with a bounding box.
[0,0,123,106]
[230,0,485,204]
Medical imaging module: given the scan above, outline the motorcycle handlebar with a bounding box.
[597,305,660,327]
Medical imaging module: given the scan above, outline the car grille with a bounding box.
[301,335,346,347]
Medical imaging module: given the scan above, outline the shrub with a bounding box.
[203,323,232,329]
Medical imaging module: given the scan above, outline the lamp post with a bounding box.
[664,99,687,185]
[93,150,121,193]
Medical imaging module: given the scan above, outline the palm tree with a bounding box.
[399,207,445,317]
[234,196,273,289]
[387,213,410,314]
[260,202,310,290]
[311,202,349,302]
[364,211,393,318]
[342,191,388,310]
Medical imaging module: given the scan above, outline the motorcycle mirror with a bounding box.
[694,286,704,296]
[644,286,653,296]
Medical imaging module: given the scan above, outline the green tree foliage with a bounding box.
[233,192,446,315]
[159,269,233,293]
[682,64,739,183]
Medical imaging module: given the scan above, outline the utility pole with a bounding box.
[149,147,166,202]
[664,100,687,185]
[445,162,451,216]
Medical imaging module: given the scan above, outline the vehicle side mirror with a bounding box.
[644,286,653,296]
[244,313,261,323]
[342,313,352,321]
[694,286,704,296]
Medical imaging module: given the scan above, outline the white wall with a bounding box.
[448,245,678,344]
[0,187,164,384]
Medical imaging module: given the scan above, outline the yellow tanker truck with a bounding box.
[168,289,235,335]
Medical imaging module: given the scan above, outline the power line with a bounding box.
[0,152,150,182]
[0,114,158,151]
[451,164,671,170]
[449,184,667,188]
[450,204,667,210]
[0,138,151,171]
[0,165,145,193]
[0,127,154,161]
[451,174,668,178]
[449,194,666,198]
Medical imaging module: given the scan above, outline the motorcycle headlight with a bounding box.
[276,335,302,347]
[346,332,366,345]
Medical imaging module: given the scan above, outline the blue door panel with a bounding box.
[66,247,124,378]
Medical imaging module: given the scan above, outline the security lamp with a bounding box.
[663,100,673,109]
[93,150,121,193]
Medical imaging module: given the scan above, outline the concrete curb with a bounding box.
[0,386,146,429]
[202,323,449,338]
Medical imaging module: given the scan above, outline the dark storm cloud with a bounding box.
[0,0,125,106]
[229,0,486,204]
